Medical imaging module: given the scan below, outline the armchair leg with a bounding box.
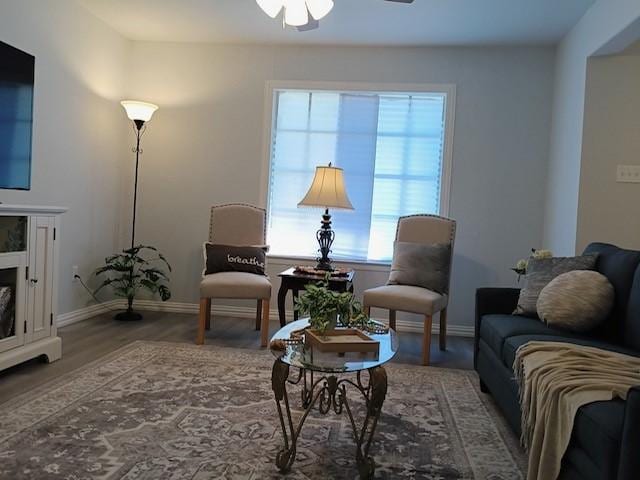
[205,298,211,330]
[423,314,433,366]
[255,300,262,331]
[439,308,447,351]
[197,298,209,345]
[389,310,397,331]
[260,299,270,347]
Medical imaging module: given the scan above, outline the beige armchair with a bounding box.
[363,214,456,366]
[197,204,272,347]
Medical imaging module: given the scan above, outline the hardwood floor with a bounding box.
[0,311,474,404]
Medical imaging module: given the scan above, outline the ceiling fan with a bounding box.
[256,0,414,31]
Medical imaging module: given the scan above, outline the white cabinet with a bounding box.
[0,205,65,371]
[27,216,55,343]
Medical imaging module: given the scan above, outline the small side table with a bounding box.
[277,267,355,327]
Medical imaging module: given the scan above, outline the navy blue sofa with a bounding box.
[474,243,640,480]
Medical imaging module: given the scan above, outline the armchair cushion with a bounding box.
[388,241,451,294]
[200,272,271,299]
[363,284,447,315]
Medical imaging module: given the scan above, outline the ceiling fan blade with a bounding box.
[297,18,320,32]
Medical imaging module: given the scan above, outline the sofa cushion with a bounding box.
[479,314,557,357]
[569,399,626,478]
[561,444,608,480]
[583,243,640,342]
[479,314,589,362]
[502,334,640,369]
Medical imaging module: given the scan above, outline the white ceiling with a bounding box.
[78,0,595,46]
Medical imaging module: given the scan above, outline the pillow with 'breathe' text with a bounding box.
[204,243,266,276]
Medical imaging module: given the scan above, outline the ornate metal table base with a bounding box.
[271,360,388,479]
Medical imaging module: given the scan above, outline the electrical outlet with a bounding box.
[616,165,640,183]
[72,265,79,282]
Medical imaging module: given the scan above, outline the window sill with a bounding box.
[266,254,391,273]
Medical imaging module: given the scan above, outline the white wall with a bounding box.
[576,53,640,251]
[125,43,555,330]
[0,1,130,314]
[543,0,640,255]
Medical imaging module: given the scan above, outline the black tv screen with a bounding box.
[0,41,34,190]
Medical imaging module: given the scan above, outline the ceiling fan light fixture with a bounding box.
[283,0,309,26]
[256,0,284,18]
[305,0,334,20]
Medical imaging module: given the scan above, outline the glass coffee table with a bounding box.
[270,318,399,479]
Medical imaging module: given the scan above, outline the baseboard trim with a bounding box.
[58,299,474,337]
[56,300,121,328]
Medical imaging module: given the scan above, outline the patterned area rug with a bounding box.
[0,341,526,479]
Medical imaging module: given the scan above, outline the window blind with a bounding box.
[267,88,447,263]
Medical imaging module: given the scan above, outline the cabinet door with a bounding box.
[0,252,27,354]
[26,217,55,343]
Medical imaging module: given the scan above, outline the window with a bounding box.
[265,83,454,263]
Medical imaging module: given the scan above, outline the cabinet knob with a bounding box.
[30,278,38,284]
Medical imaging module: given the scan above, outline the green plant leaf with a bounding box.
[95,244,172,304]
[158,284,171,301]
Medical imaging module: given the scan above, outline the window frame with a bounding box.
[259,80,456,265]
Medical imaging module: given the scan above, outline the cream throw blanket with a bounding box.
[513,341,640,480]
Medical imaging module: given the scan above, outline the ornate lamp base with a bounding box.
[315,208,335,271]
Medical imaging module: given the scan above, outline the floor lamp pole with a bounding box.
[131,119,144,249]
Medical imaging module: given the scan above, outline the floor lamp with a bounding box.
[117,100,158,321]
[120,100,158,249]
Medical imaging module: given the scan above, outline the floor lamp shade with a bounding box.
[120,100,158,123]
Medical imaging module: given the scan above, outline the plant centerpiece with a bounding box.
[95,245,171,321]
[295,276,368,336]
[512,248,553,280]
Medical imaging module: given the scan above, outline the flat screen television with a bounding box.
[0,40,34,191]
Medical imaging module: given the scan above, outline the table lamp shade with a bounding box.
[298,165,354,210]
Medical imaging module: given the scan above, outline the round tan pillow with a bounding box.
[536,270,614,332]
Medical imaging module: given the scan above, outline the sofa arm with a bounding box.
[474,288,520,370]
[618,386,640,480]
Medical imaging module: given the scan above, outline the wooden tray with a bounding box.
[305,328,380,354]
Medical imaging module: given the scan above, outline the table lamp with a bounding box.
[298,163,354,271]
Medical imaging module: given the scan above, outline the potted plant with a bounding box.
[95,244,171,321]
[294,277,368,335]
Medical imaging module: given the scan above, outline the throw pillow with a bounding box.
[514,254,598,317]
[204,243,267,276]
[537,270,614,332]
[387,242,451,294]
